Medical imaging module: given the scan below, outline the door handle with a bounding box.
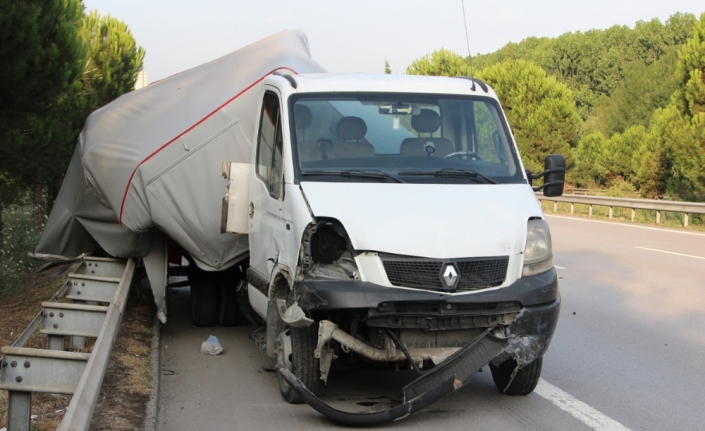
[249,202,255,219]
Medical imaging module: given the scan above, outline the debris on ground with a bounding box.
[200,335,223,355]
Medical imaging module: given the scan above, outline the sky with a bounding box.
[83,0,704,83]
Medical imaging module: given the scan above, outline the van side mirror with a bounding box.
[527,154,565,196]
[542,154,565,196]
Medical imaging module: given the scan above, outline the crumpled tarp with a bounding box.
[32,30,326,321]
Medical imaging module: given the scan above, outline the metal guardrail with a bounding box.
[0,257,135,431]
[565,188,641,198]
[537,194,705,227]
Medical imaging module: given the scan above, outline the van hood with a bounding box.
[299,182,543,259]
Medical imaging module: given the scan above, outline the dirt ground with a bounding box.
[0,265,156,431]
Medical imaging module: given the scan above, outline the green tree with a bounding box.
[478,60,581,173]
[1,10,145,223]
[633,109,673,198]
[0,0,86,130]
[604,125,646,184]
[590,54,679,136]
[384,58,391,74]
[80,11,146,110]
[664,12,705,200]
[571,133,608,187]
[471,13,696,124]
[406,48,470,76]
[0,0,86,239]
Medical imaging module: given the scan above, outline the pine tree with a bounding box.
[478,60,580,173]
[406,49,470,76]
[0,0,86,130]
[663,13,705,200]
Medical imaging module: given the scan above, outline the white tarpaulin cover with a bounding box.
[33,30,326,320]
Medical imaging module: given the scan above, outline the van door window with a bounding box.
[256,91,284,199]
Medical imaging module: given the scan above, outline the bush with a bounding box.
[0,205,44,296]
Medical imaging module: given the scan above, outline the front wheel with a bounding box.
[490,357,542,395]
[276,323,320,404]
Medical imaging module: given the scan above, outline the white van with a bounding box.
[225,72,565,425]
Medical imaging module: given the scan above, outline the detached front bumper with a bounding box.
[283,269,561,425]
[280,328,508,426]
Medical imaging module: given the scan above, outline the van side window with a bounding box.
[256,92,284,199]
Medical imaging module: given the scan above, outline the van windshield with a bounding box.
[290,93,525,184]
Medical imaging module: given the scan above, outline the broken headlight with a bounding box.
[522,219,553,277]
[302,219,360,280]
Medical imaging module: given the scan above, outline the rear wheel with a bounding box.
[217,284,239,326]
[276,323,320,404]
[490,357,543,395]
[190,280,219,327]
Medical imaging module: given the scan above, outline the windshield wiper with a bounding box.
[398,168,497,184]
[302,170,404,183]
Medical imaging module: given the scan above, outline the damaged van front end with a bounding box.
[273,183,560,425]
[239,75,565,425]
[282,267,560,425]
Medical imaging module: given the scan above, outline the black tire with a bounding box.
[277,323,320,404]
[218,284,239,327]
[490,357,543,395]
[190,280,219,327]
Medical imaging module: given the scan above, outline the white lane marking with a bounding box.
[555,266,566,269]
[534,379,632,431]
[545,214,705,237]
[634,246,705,260]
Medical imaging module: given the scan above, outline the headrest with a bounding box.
[294,104,312,129]
[411,109,441,133]
[337,116,367,140]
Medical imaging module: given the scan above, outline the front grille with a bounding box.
[381,254,509,292]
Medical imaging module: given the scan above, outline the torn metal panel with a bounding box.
[144,230,168,323]
[495,335,545,366]
[276,298,313,327]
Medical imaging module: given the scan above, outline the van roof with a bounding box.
[269,73,497,98]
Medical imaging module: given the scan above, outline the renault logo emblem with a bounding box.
[440,263,460,289]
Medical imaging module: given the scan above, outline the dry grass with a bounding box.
[89,276,156,430]
[119,339,153,395]
[0,269,70,349]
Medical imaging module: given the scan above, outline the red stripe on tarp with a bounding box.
[118,66,297,226]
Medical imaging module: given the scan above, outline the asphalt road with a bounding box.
[156,215,705,431]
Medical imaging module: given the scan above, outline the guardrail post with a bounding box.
[553,202,557,213]
[589,205,593,218]
[71,314,85,349]
[656,211,661,225]
[7,390,31,431]
[570,203,574,214]
[70,300,98,348]
[609,207,613,220]
[631,208,635,222]
[684,213,689,227]
[48,335,64,351]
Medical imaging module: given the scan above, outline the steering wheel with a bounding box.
[444,151,482,160]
